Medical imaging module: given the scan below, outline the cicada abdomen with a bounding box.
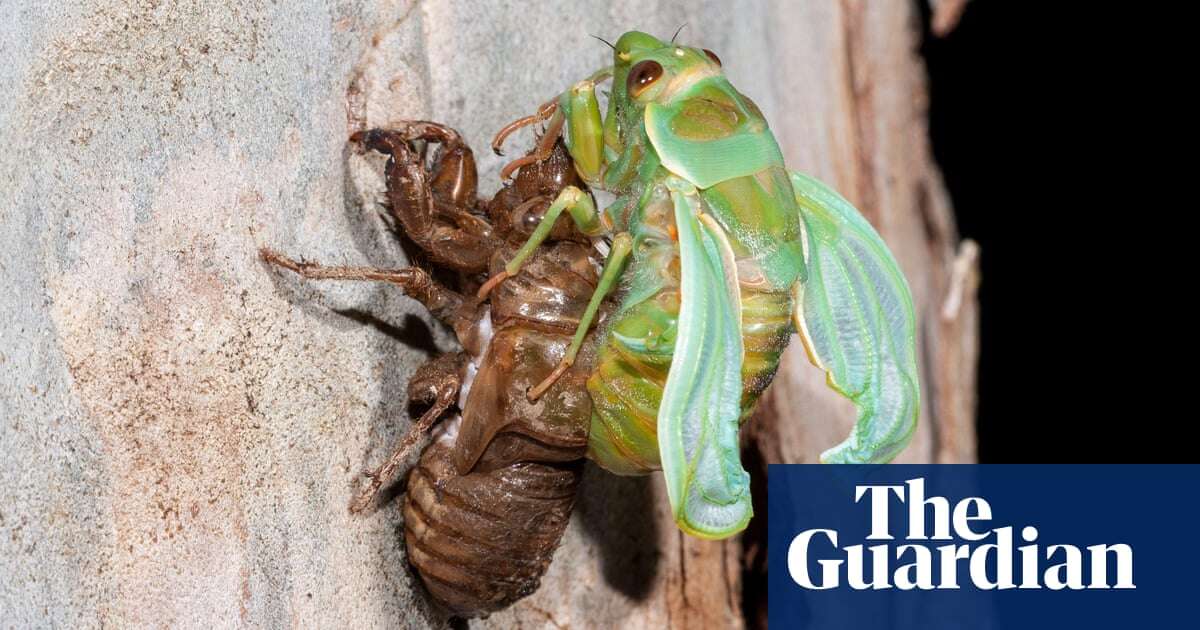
[260,126,606,618]
[403,438,581,616]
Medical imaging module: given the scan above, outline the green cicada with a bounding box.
[486,30,919,539]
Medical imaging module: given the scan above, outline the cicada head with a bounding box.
[604,31,736,146]
[602,31,776,191]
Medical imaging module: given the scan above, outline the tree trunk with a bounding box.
[0,1,977,627]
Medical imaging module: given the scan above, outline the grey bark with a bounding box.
[0,1,977,627]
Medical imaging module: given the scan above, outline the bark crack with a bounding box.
[839,0,881,224]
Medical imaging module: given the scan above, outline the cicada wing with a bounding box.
[658,179,751,539]
[789,170,920,464]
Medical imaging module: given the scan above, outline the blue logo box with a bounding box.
[767,465,1198,628]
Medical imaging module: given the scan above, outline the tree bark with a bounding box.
[0,1,977,627]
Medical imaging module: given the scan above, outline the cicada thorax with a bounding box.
[585,168,802,475]
[402,141,607,617]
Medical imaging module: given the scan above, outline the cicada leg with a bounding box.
[350,352,467,514]
[259,248,469,328]
[352,123,497,274]
[527,232,632,401]
[498,111,566,180]
[495,72,610,184]
[475,185,603,300]
[493,100,567,181]
[558,78,605,184]
[492,99,557,154]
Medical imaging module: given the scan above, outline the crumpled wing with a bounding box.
[658,178,751,539]
[789,170,920,464]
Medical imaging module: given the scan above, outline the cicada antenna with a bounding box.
[670,23,688,44]
[591,34,616,50]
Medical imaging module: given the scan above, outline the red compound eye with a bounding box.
[703,48,722,67]
[627,60,664,97]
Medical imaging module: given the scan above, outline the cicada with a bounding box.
[485,30,920,539]
[261,27,919,617]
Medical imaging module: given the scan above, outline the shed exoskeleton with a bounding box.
[262,125,608,616]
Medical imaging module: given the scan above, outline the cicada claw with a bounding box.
[491,100,559,156]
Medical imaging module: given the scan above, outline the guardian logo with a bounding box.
[766,465,1177,629]
[786,478,1135,591]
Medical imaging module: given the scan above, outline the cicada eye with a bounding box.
[703,48,722,67]
[522,209,543,232]
[627,60,664,97]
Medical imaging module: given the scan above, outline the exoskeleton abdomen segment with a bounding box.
[403,440,581,617]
